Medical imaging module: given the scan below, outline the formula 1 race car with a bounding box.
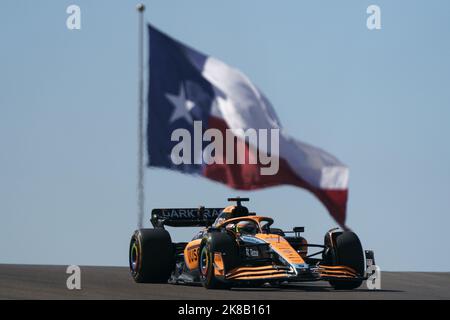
[129,197,375,290]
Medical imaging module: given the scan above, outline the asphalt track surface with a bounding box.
[0,264,449,299]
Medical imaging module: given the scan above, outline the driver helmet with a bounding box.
[236,221,257,235]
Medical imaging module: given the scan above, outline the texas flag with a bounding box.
[147,24,349,227]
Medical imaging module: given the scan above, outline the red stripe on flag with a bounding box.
[203,117,348,226]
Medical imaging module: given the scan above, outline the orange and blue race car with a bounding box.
[129,197,375,290]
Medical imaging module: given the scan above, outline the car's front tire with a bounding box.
[326,231,365,290]
[199,232,239,289]
[199,242,227,289]
[129,228,174,283]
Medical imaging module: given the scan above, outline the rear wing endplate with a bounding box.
[151,208,223,228]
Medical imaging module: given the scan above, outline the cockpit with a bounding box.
[216,216,275,235]
[225,220,259,236]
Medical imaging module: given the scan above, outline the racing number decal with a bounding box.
[187,247,199,264]
[184,239,203,270]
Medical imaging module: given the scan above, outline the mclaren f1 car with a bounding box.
[129,197,375,289]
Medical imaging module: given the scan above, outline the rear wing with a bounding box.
[151,208,223,228]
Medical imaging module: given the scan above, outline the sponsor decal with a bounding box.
[240,235,266,244]
[154,208,222,220]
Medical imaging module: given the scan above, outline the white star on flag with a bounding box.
[166,85,195,123]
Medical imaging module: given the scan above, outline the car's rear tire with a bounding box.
[327,231,364,290]
[129,228,175,283]
[199,232,239,289]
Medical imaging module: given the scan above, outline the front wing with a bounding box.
[222,264,365,283]
[170,259,369,286]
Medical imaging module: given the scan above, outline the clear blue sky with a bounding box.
[1,0,449,271]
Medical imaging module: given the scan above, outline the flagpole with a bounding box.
[136,3,145,229]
